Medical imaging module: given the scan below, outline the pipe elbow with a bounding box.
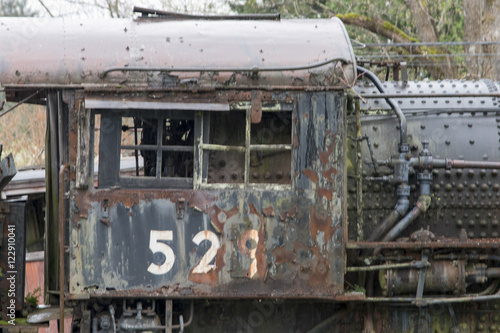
[395,199,410,216]
[416,195,431,213]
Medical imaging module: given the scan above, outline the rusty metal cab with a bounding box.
[0,12,357,332]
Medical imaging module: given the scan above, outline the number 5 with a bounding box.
[147,230,175,275]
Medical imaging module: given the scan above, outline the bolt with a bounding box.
[480,219,487,226]
[264,172,271,180]
[468,220,475,226]
[276,172,283,179]
[470,140,475,144]
[421,125,426,129]
[468,169,475,177]
[252,172,259,179]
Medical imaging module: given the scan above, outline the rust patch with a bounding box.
[251,90,262,124]
[304,113,309,119]
[319,151,330,166]
[322,167,338,182]
[207,204,239,233]
[188,243,226,284]
[273,245,296,264]
[303,169,319,182]
[262,206,275,217]
[309,206,337,242]
[293,133,299,148]
[317,188,333,201]
[99,218,110,227]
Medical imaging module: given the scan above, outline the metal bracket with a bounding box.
[165,300,172,333]
[176,198,186,220]
[415,252,429,306]
[251,91,262,124]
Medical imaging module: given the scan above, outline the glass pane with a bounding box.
[161,151,194,178]
[207,151,245,184]
[249,150,291,184]
[209,111,246,146]
[251,111,291,145]
[163,119,194,147]
[119,149,149,177]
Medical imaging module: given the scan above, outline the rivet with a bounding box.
[468,170,475,177]
[494,232,499,237]
[470,140,475,144]
[444,124,449,128]
[445,184,452,191]
[494,184,500,191]
[421,125,426,129]
[276,172,283,180]
[481,184,489,191]
[480,231,487,238]
[231,172,238,180]
[445,140,451,145]
[374,143,379,148]
[433,184,440,191]
[469,231,475,238]
[372,126,378,131]
[264,172,271,180]
[468,123,473,127]
[468,220,475,226]
[457,169,463,177]
[480,169,487,177]
[475,213,480,219]
[480,219,487,227]
[457,184,464,191]
[493,220,499,226]
[493,170,498,177]
[470,184,477,191]
[445,170,451,177]
[252,172,259,179]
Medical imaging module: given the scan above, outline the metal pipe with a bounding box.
[100,57,348,78]
[306,309,348,333]
[346,260,429,272]
[58,163,70,333]
[368,185,410,242]
[356,66,407,151]
[360,92,500,98]
[172,302,194,330]
[382,195,431,242]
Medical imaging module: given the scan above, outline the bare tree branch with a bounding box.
[37,0,54,17]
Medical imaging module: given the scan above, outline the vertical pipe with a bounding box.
[355,98,364,241]
[244,108,251,186]
[59,163,70,333]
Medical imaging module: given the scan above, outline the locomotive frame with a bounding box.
[1,8,500,333]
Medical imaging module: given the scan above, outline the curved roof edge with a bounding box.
[0,17,356,90]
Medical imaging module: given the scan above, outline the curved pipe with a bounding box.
[356,66,408,151]
[368,198,409,242]
[382,194,431,242]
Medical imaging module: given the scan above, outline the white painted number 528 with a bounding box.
[147,230,175,275]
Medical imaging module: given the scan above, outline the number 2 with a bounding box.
[192,230,220,274]
[147,230,175,275]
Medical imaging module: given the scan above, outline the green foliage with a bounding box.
[25,287,41,307]
[0,0,38,17]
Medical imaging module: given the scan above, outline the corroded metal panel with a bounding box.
[0,17,356,89]
[68,92,345,299]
